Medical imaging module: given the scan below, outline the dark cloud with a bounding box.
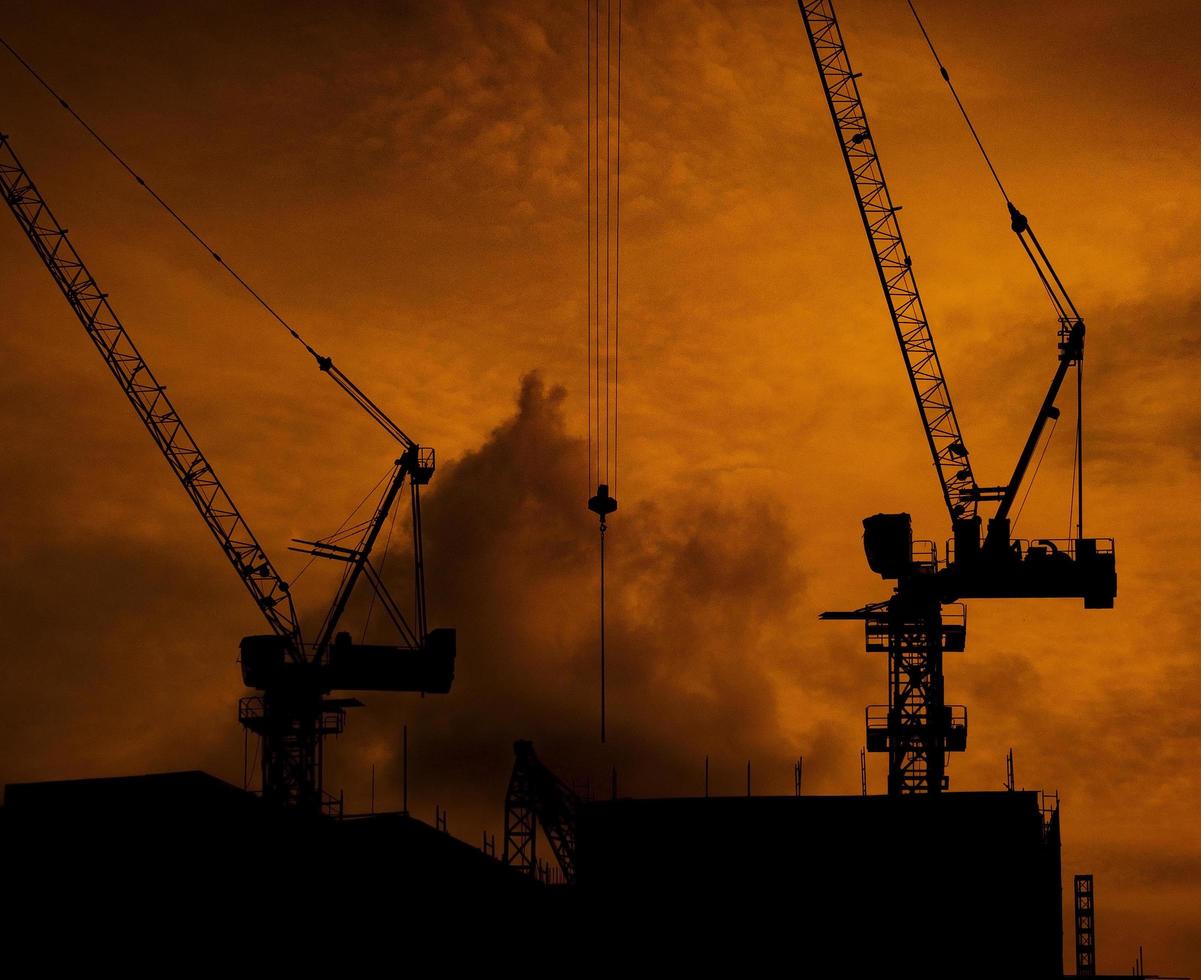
[339,372,823,829]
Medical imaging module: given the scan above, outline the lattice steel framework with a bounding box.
[799,0,978,522]
[239,695,349,815]
[502,741,579,883]
[800,0,975,795]
[800,0,1116,797]
[1074,874,1096,976]
[864,598,966,794]
[503,767,538,875]
[0,134,302,645]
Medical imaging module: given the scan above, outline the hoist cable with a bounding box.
[312,462,401,646]
[905,2,1008,204]
[361,494,401,643]
[0,36,321,356]
[286,465,394,590]
[594,5,603,487]
[585,0,621,744]
[905,3,1078,326]
[600,522,607,743]
[1067,404,1078,540]
[1075,361,1084,538]
[614,0,622,497]
[0,33,416,448]
[605,0,612,488]
[908,1,1090,535]
[1025,222,1082,321]
[1012,418,1057,531]
[1016,232,1070,323]
[586,0,593,495]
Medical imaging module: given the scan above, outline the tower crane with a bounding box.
[0,132,455,815]
[797,1,1115,794]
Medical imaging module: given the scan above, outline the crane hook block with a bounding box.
[589,483,618,518]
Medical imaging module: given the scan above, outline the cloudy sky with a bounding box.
[1,0,1198,970]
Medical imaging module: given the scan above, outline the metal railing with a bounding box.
[946,535,1115,564]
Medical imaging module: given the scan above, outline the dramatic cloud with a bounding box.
[342,372,821,823]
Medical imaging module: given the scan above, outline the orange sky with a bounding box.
[1,0,1198,971]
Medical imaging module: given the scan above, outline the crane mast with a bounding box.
[2,131,454,815]
[799,0,1115,796]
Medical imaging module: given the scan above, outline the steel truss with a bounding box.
[865,598,967,793]
[0,135,301,643]
[503,741,579,882]
[798,1,978,521]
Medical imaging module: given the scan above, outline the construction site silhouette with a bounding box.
[0,1,1189,976]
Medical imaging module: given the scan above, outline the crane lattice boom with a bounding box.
[0,134,302,650]
[801,1,978,523]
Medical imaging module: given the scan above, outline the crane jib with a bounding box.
[0,134,303,656]
[798,1,979,524]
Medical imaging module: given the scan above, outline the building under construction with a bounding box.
[492,739,1067,972]
[0,762,1092,976]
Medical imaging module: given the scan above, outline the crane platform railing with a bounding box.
[864,602,965,653]
[945,535,1115,565]
[866,704,967,753]
[910,539,938,570]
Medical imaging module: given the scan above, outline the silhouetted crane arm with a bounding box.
[291,446,433,657]
[903,1,1088,538]
[310,355,417,450]
[798,0,979,523]
[505,740,579,883]
[0,133,303,653]
[994,321,1081,526]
